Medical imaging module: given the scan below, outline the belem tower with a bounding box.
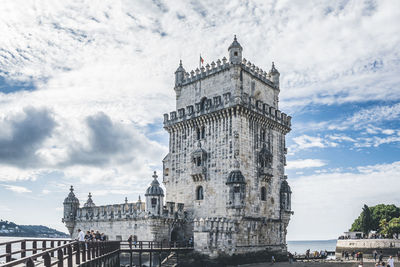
[63,36,293,259]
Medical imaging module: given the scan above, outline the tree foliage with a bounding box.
[380,218,400,236]
[350,204,400,233]
[360,204,373,235]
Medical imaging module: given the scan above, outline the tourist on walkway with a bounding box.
[77,229,85,241]
[128,235,133,248]
[288,252,293,264]
[374,250,378,262]
[271,255,275,265]
[387,256,394,267]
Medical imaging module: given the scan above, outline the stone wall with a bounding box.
[70,217,177,242]
[336,239,400,258]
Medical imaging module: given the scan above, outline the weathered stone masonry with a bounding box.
[63,36,292,259]
[163,36,292,258]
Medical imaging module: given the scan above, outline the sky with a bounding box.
[0,0,399,241]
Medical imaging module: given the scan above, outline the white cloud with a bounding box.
[287,161,400,240]
[290,135,338,153]
[0,166,51,182]
[1,184,32,193]
[286,159,327,170]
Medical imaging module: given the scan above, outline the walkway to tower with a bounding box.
[0,238,193,267]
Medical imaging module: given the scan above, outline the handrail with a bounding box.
[0,238,71,246]
[0,241,79,266]
[0,241,121,267]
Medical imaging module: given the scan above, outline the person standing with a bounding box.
[387,256,394,267]
[128,235,133,248]
[271,255,275,265]
[379,251,384,263]
[77,229,85,241]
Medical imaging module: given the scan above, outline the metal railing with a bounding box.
[0,239,120,267]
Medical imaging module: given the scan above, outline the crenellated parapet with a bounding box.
[75,201,146,222]
[71,199,187,223]
[163,92,291,131]
[175,58,278,89]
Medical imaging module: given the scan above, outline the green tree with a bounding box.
[350,204,400,233]
[360,204,373,235]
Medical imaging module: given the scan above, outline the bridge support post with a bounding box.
[43,252,51,267]
[67,244,73,267]
[32,241,37,255]
[6,243,11,262]
[26,258,35,267]
[139,252,142,267]
[75,242,80,265]
[159,253,161,267]
[149,252,152,267]
[57,248,64,267]
[129,250,133,267]
[21,240,26,258]
[82,242,86,262]
[50,241,54,257]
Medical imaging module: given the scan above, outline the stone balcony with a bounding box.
[191,166,207,182]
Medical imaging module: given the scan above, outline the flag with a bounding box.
[200,55,204,65]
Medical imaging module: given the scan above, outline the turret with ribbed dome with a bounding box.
[62,186,80,236]
[174,60,186,86]
[145,171,164,216]
[228,35,243,64]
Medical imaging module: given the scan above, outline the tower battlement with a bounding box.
[163,92,291,130]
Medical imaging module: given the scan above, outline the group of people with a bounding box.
[77,228,107,241]
[342,251,364,261]
[305,249,328,259]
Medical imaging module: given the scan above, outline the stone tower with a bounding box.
[62,186,80,236]
[163,36,292,258]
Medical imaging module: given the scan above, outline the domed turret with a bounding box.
[145,172,164,196]
[268,62,280,88]
[63,186,80,236]
[175,60,186,86]
[145,171,164,216]
[228,35,243,64]
[84,192,96,208]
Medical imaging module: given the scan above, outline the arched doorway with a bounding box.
[170,226,185,245]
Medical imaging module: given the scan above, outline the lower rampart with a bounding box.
[336,239,400,259]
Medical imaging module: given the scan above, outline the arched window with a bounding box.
[260,129,266,142]
[200,97,207,112]
[201,126,205,139]
[261,187,267,201]
[151,198,157,207]
[196,186,204,200]
[196,128,201,140]
[196,157,202,166]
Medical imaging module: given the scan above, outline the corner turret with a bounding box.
[269,62,280,88]
[145,171,164,216]
[228,35,243,64]
[62,186,80,236]
[175,60,186,86]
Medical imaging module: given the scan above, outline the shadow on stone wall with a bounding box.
[178,250,288,267]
